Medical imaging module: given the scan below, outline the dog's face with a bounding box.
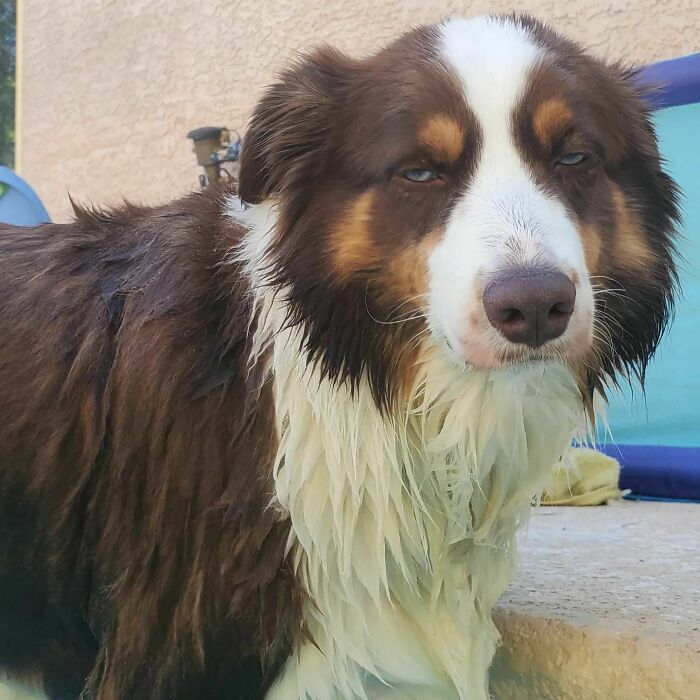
[239,15,678,406]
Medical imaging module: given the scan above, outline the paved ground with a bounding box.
[492,501,700,699]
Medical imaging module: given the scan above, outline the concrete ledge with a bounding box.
[492,502,700,699]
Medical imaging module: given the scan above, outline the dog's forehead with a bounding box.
[369,17,554,160]
[437,17,544,136]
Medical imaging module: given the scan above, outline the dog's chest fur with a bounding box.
[243,275,586,700]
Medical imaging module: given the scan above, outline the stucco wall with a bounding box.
[18,0,700,221]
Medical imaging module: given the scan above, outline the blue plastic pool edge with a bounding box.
[598,445,700,503]
[637,52,700,108]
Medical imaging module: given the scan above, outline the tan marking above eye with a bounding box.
[328,192,381,282]
[533,98,574,146]
[610,185,656,269]
[419,115,465,162]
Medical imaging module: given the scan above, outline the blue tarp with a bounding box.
[600,445,700,502]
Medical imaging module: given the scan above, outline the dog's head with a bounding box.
[238,14,679,407]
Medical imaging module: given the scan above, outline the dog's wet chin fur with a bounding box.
[0,13,678,700]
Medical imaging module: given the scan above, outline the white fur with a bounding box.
[224,16,597,699]
[228,195,588,699]
[429,17,594,368]
[0,672,47,699]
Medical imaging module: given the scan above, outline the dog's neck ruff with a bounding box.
[232,200,587,699]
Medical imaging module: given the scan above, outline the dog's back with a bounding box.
[0,190,298,699]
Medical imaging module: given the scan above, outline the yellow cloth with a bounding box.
[541,447,625,506]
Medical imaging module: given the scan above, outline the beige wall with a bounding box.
[18,0,700,221]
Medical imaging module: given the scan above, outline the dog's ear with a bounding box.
[238,48,351,205]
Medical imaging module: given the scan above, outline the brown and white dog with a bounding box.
[0,14,678,700]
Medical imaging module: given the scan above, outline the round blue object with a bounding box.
[0,166,51,226]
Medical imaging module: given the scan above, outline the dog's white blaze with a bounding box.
[230,196,587,699]
[430,17,594,364]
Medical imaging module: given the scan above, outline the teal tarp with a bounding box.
[607,102,700,448]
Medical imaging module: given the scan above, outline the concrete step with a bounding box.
[492,501,700,699]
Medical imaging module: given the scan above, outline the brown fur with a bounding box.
[0,187,302,699]
[238,26,480,407]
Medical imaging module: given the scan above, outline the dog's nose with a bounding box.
[482,270,576,347]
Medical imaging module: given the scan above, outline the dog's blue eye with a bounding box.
[403,168,439,182]
[557,152,587,166]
